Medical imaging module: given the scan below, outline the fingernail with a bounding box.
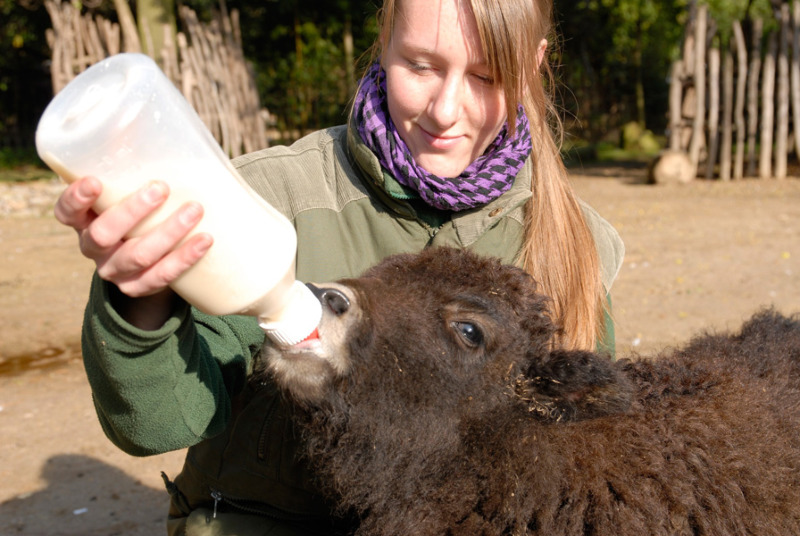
[195,233,213,253]
[144,182,168,204]
[179,202,203,225]
[77,178,98,199]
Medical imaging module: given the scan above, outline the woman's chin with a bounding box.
[414,153,470,178]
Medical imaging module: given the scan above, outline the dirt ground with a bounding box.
[1,166,799,535]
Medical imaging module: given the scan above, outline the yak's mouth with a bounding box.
[283,327,322,352]
[262,283,359,402]
[277,332,327,360]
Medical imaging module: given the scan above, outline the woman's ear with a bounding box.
[537,38,548,67]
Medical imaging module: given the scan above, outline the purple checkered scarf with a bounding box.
[353,61,532,212]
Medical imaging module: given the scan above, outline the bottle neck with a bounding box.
[258,280,322,347]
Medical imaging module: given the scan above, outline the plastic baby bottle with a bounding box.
[35,53,321,347]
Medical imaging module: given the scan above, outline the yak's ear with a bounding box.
[514,350,633,422]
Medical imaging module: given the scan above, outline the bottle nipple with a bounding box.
[259,280,323,347]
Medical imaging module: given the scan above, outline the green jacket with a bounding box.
[81,123,624,533]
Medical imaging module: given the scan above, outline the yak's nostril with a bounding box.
[306,284,350,316]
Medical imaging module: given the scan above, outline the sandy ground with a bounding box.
[1,166,799,535]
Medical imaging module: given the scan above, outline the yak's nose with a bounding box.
[306,284,351,316]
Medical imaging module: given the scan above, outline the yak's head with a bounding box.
[260,247,631,422]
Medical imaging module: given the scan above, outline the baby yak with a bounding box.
[259,247,800,536]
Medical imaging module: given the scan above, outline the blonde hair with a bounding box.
[364,0,606,350]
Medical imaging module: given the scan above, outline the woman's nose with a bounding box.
[428,75,462,128]
[306,284,351,316]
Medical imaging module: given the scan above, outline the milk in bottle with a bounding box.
[35,53,321,347]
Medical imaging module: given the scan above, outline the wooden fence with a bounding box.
[670,3,800,180]
[43,0,269,157]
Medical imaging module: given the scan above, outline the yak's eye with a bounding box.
[452,321,484,347]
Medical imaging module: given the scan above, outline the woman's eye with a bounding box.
[452,321,484,347]
[473,73,495,85]
[407,61,431,73]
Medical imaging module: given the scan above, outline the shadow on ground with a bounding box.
[1,454,169,536]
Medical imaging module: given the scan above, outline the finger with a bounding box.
[114,232,213,297]
[97,201,205,279]
[53,176,102,230]
[82,181,169,254]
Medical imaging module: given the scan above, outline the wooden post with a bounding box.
[43,0,66,93]
[98,18,121,56]
[111,0,141,52]
[791,1,800,161]
[677,6,698,153]
[759,31,777,179]
[683,4,696,77]
[720,44,734,181]
[776,3,790,179]
[732,20,747,180]
[668,60,684,150]
[706,45,721,179]
[747,18,763,177]
[688,4,707,176]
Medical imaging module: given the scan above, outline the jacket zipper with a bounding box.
[210,490,222,519]
[209,488,313,522]
[426,226,439,246]
[210,488,281,518]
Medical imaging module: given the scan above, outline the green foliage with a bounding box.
[200,0,379,139]
[556,0,688,141]
[0,0,53,149]
[0,147,53,182]
[577,0,683,63]
[262,21,347,135]
[0,146,42,168]
[703,0,775,44]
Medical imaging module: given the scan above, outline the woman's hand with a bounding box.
[54,176,212,328]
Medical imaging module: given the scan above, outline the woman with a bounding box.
[54,0,624,533]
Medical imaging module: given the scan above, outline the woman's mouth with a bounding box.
[419,126,463,150]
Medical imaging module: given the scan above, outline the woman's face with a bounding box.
[383,0,507,178]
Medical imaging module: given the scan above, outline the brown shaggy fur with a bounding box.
[260,247,800,535]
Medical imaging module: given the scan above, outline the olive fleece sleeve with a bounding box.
[600,293,616,359]
[81,273,266,456]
